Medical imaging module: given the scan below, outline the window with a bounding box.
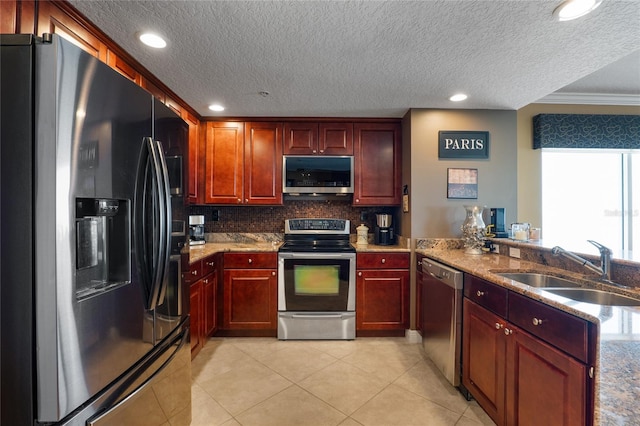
[541,149,639,257]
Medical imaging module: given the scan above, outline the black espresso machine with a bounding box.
[374,213,395,245]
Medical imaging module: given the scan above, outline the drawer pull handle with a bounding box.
[532,317,544,326]
[476,290,485,297]
[495,323,503,330]
[504,328,513,336]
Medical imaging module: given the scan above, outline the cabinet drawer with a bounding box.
[224,252,277,269]
[464,275,508,318]
[509,292,589,363]
[201,254,217,276]
[357,253,409,269]
[185,259,203,284]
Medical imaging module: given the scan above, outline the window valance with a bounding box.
[533,114,640,149]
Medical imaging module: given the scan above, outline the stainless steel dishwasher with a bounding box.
[421,258,463,387]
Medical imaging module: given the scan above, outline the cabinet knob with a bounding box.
[204,278,208,284]
[355,199,360,203]
[532,317,544,326]
[417,261,422,266]
[495,323,503,330]
[272,271,276,276]
[207,261,215,267]
[476,290,485,297]
[237,198,242,203]
[319,149,324,153]
[381,258,386,264]
[248,258,253,264]
[191,270,197,276]
[504,328,513,336]
[358,271,362,277]
[312,150,317,154]
[245,199,248,203]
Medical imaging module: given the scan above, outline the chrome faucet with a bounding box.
[551,240,612,281]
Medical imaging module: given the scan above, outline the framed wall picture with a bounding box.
[447,168,478,199]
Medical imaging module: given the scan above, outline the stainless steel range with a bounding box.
[278,218,356,340]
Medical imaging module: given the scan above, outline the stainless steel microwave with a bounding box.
[283,155,354,194]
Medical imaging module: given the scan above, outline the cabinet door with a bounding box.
[203,274,217,337]
[106,49,142,84]
[37,1,107,60]
[356,269,409,332]
[204,122,244,204]
[182,111,201,204]
[353,122,401,206]
[506,325,588,426]
[223,269,277,330]
[190,281,203,358]
[319,122,353,155]
[462,299,506,426]
[283,122,318,155]
[244,122,283,205]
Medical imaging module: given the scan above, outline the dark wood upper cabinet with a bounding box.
[353,122,402,206]
[284,122,353,155]
[204,122,244,204]
[244,122,283,205]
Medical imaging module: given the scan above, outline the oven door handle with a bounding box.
[291,313,351,319]
[282,253,355,258]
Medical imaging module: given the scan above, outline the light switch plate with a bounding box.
[509,247,521,258]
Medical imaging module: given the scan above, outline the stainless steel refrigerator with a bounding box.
[1,33,191,425]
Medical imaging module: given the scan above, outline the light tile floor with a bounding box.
[189,337,496,426]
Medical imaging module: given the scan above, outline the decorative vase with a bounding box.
[461,205,486,255]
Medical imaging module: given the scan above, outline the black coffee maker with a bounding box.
[489,208,509,238]
[374,213,395,245]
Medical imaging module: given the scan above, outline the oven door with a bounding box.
[278,252,355,312]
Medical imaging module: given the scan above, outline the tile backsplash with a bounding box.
[189,200,396,234]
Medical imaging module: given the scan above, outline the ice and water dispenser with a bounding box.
[75,198,130,300]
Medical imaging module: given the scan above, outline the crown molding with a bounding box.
[535,92,640,106]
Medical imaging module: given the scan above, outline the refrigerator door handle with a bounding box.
[135,137,165,311]
[154,139,172,307]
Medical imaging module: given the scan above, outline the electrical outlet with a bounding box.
[492,244,500,254]
[509,247,521,258]
[211,209,219,221]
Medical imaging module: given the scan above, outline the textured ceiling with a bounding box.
[68,0,640,118]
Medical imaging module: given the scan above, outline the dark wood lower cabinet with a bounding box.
[220,252,278,336]
[189,281,203,358]
[506,325,587,426]
[356,252,409,336]
[463,297,590,426]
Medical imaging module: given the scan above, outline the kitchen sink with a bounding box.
[543,288,640,306]
[496,273,582,288]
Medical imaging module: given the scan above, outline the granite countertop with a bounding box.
[186,235,411,264]
[416,247,640,425]
[186,241,280,263]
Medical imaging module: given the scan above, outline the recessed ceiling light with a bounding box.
[138,32,167,48]
[553,0,603,21]
[449,93,468,102]
[208,103,225,112]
